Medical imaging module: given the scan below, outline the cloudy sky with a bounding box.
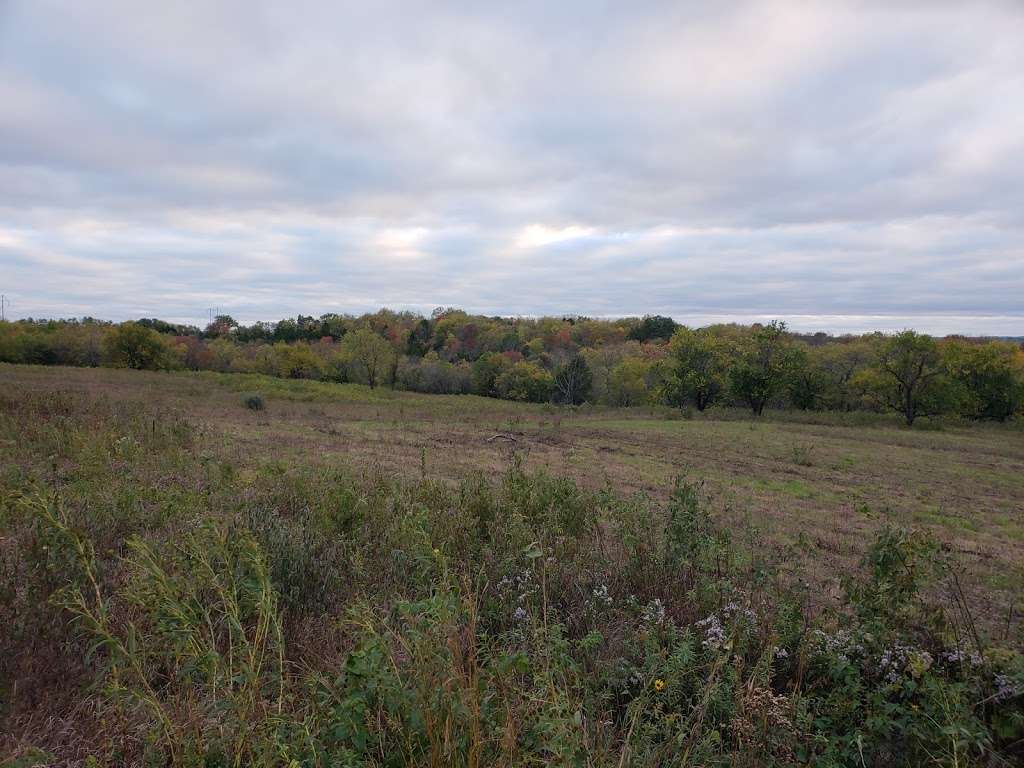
[1,1,1022,334]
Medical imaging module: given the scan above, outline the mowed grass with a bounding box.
[4,362,1023,630]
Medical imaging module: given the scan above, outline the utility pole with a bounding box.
[0,294,8,322]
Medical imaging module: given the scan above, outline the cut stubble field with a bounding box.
[4,363,1024,633]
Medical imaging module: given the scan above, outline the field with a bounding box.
[3,363,1024,765]
[6,364,1022,621]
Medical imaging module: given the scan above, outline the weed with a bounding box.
[242,392,265,410]
[791,440,814,466]
[3,376,1023,766]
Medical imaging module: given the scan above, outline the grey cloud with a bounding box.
[0,0,1022,334]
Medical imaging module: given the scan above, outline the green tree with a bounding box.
[471,353,513,397]
[406,318,434,356]
[494,361,553,402]
[553,354,593,405]
[943,340,1024,421]
[104,322,175,370]
[855,330,956,426]
[727,321,798,416]
[815,339,874,411]
[627,314,677,342]
[607,357,659,407]
[786,346,828,410]
[661,327,724,411]
[339,328,395,388]
[206,337,239,372]
[204,314,238,338]
[271,341,323,379]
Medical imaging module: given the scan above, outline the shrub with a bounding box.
[241,392,265,410]
[30,504,286,765]
[494,360,554,402]
[103,321,178,370]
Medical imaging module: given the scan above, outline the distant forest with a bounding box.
[2,310,1022,425]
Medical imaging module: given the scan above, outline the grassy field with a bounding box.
[3,363,1024,765]
[5,364,1022,623]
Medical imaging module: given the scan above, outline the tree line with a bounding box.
[2,310,1022,425]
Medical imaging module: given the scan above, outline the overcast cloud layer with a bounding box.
[1,1,1022,334]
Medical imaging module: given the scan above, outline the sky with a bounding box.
[1,1,1022,335]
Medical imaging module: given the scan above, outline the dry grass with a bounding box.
[4,362,1022,633]
[3,362,1024,765]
